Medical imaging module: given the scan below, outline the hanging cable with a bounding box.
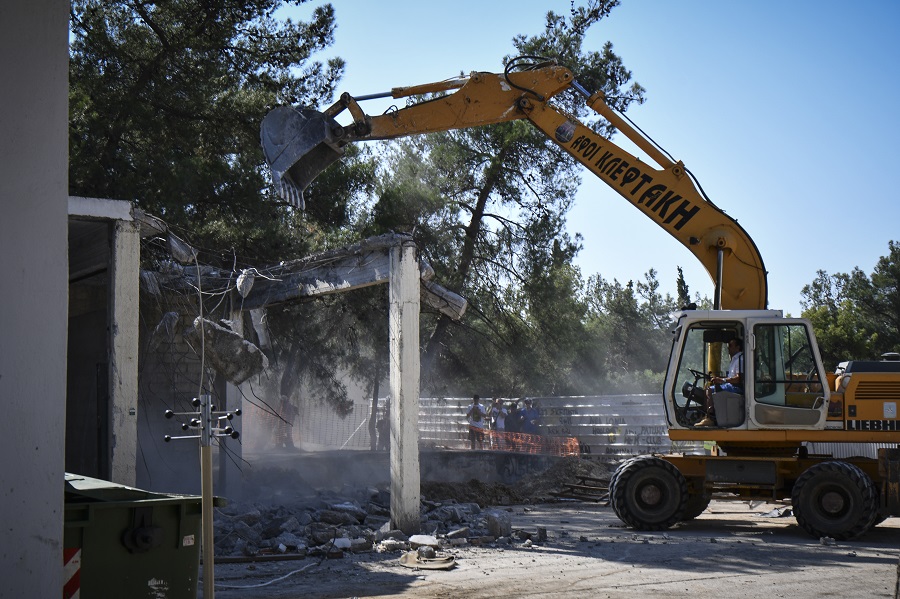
[504,55,558,101]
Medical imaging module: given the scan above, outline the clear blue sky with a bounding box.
[291,1,900,316]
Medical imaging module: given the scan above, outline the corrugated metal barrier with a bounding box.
[289,394,694,457]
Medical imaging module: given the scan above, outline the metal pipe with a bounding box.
[352,91,393,101]
[715,248,724,310]
[571,79,591,99]
[583,89,677,171]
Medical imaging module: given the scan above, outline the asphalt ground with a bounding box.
[204,499,900,599]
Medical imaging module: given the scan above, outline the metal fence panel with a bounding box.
[292,394,698,457]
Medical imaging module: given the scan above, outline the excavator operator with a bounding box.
[697,337,743,427]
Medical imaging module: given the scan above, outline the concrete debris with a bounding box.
[318,509,361,526]
[140,270,161,296]
[212,459,614,561]
[377,539,407,553]
[236,269,255,298]
[756,506,792,518]
[445,527,469,540]
[185,316,269,384]
[329,502,369,521]
[213,479,555,560]
[167,231,197,264]
[484,509,512,538]
[408,535,440,549]
[376,529,409,543]
[333,538,352,550]
[146,311,180,352]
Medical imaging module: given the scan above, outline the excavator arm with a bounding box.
[261,63,767,310]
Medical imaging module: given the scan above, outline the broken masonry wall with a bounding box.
[137,298,210,493]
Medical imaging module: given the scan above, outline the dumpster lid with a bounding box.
[66,473,185,503]
[65,473,224,506]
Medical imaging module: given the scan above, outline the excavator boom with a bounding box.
[261,62,767,310]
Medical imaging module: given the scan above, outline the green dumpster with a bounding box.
[64,473,205,599]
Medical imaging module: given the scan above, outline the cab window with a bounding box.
[753,323,822,407]
[672,323,741,407]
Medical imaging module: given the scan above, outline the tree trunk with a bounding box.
[279,342,303,398]
[368,364,381,451]
[421,146,508,382]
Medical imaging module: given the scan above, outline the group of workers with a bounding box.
[465,394,541,450]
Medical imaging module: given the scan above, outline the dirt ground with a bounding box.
[206,499,900,599]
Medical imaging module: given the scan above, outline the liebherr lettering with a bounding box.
[568,134,699,230]
[847,419,899,431]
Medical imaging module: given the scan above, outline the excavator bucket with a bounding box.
[260,106,344,209]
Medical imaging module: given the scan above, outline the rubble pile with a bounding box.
[214,487,522,559]
[213,457,612,559]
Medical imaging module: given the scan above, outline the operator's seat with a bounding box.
[712,390,745,427]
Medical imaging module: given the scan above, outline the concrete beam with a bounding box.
[68,196,134,221]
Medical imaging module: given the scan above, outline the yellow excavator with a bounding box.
[261,59,900,540]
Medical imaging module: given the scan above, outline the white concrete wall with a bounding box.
[0,0,69,596]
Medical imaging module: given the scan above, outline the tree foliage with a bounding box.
[581,270,679,393]
[354,1,649,396]
[801,240,900,366]
[69,0,386,413]
[69,0,374,264]
[70,0,698,410]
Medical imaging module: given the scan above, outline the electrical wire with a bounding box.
[206,533,339,590]
[503,55,558,101]
[193,251,206,403]
[611,103,677,165]
[210,562,316,589]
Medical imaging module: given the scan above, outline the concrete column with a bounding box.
[0,0,69,596]
[388,241,421,534]
[109,218,141,485]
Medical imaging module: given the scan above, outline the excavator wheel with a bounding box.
[791,461,877,540]
[681,487,712,521]
[610,456,687,530]
[871,512,889,527]
[608,457,639,520]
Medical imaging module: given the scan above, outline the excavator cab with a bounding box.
[665,310,829,431]
[670,321,745,428]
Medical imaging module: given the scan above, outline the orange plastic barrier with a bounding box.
[469,426,579,456]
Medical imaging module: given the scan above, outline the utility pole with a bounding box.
[165,395,241,599]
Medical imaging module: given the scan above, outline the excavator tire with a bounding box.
[608,457,639,521]
[791,461,877,540]
[681,490,712,521]
[610,456,687,530]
